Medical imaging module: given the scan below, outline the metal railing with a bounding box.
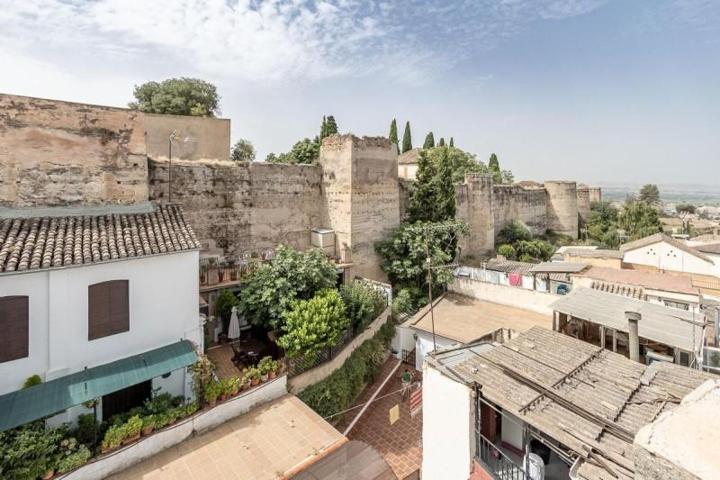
[476,433,528,480]
[286,328,356,378]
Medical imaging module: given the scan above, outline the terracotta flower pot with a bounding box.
[42,469,55,480]
[251,378,260,386]
[208,398,217,407]
[260,374,269,383]
[142,426,154,436]
[269,371,277,379]
[219,393,228,402]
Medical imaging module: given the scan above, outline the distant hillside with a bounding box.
[598,183,720,206]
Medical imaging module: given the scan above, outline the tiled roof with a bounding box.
[0,205,199,274]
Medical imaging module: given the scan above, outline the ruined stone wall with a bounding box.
[545,181,579,239]
[576,185,591,226]
[144,113,230,162]
[148,160,322,257]
[456,175,495,258]
[0,94,147,207]
[588,186,602,204]
[492,185,548,237]
[350,137,400,281]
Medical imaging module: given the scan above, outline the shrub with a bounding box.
[392,287,423,317]
[72,414,103,449]
[190,353,216,407]
[496,243,516,260]
[299,317,395,420]
[340,281,387,332]
[497,221,532,245]
[101,425,124,452]
[0,423,64,479]
[56,444,91,474]
[257,357,279,375]
[204,381,222,403]
[214,289,239,334]
[22,375,42,389]
[277,289,349,358]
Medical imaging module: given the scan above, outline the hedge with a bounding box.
[298,317,396,420]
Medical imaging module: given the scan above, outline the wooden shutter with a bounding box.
[88,280,129,340]
[0,296,29,363]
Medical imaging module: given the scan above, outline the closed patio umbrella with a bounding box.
[228,306,241,340]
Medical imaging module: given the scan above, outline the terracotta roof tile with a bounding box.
[0,205,198,274]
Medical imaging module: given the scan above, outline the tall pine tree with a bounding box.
[423,132,435,149]
[449,137,454,147]
[438,137,445,147]
[402,121,412,153]
[389,119,399,154]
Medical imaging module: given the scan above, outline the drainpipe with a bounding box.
[626,311,641,363]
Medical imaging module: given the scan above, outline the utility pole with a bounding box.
[168,130,178,204]
[423,221,465,353]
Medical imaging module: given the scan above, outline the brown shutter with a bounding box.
[0,296,29,363]
[89,280,129,340]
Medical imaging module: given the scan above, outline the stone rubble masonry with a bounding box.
[0,94,148,207]
[576,184,591,226]
[545,180,579,239]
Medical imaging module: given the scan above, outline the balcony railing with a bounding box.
[476,433,528,480]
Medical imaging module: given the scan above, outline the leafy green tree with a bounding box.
[402,121,412,153]
[277,289,349,357]
[389,119,399,154]
[265,138,320,164]
[497,221,532,245]
[585,201,621,247]
[423,132,435,149]
[230,139,256,162]
[215,289,239,334]
[438,137,445,147]
[639,184,660,205]
[618,201,663,240]
[496,244,516,259]
[449,137,454,147]
[407,147,456,222]
[515,240,555,262]
[129,78,220,116]
[392,287,423,316]
[375,220,468,291]
[238,246,337,329]
[320,115,339,140]
[340,281,387,332]
[676,204,696,215]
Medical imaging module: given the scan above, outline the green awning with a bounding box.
[0,340,197,431]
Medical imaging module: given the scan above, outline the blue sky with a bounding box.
[1,0,718,185]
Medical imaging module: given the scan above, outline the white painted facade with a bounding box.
[623,241,720,278]
[0,251,201,405]
[421,364,474,480]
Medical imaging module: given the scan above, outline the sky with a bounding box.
[1,0,718,186]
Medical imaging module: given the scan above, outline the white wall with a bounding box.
[449,277,557,316]
[623,242,720,277]
[415,331,457,371]
[422,365,474,480]
[0,251,200,395]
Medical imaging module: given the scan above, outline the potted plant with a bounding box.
[204,381,221,407]
[122,415,142,445]
[228,260,238,281]
[228,377,241,396]
[268,359,279,379]
[247,367,261,387]
[101,425,124,453]
[142,415,157,436]
[199,264,208,285]
[218,263,225,283]
[184,401,199,416]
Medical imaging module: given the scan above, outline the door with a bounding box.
[102,380,152,421]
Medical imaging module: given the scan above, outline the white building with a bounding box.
[621,233,720,278]
[0,204,202,430]
[421,327,714,480]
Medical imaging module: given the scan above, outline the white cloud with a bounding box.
[0,0,608,84]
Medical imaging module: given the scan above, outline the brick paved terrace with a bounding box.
[337,357,423,480]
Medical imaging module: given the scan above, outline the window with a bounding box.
[88,280,129,340]
[663,299,690,311]
[0,296,29,363]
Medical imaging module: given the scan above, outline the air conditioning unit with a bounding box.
[311,228,336,257]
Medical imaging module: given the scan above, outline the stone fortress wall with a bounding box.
[0,93,599,281]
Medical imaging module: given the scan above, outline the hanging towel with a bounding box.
[509,273,522,286]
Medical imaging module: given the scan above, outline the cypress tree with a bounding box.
[488,153,500,171]
[449,137,454,147]
[438,137,445,147]
[401,121,412,153]
[320,116,327,140]
[389,119,399,154]
[325,116,338,136]
[423,132,435,149]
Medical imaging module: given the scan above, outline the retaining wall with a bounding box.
[448,277,557,316]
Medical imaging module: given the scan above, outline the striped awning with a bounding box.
[0,340,197,431]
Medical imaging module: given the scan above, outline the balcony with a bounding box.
[475,432,528,480]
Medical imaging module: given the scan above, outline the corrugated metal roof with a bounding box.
[484,259,534,274]
[0,340,197,431]
[551,287,704,352]
[529,261,588,274]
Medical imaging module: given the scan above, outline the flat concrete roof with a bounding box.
[635,379,720,480]
[110,395,346,480]
[577,266,698,295]
[402,293,552,344]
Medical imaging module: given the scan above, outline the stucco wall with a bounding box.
[144,113,230,162]
[0,94,148,207]
[623,243,720,278]
[492,184,548,237]
[422,365,474,480]
[0,250,200,395]
[448,277,557,316]
[148,159,323,257]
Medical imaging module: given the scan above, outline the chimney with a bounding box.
[626,311,641,363]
